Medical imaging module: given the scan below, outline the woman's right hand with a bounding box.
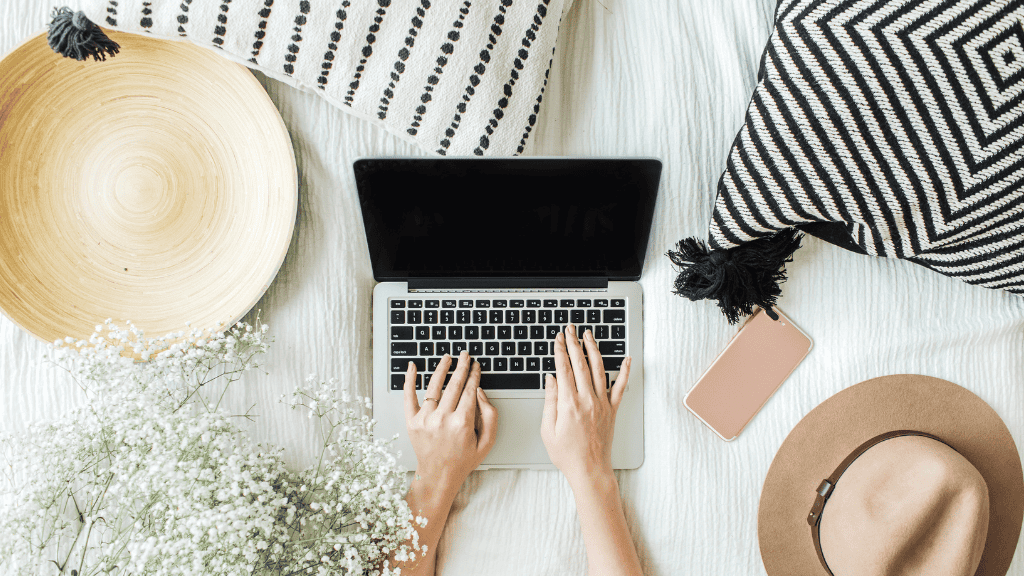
[540,324,631,488]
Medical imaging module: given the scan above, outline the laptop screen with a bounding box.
[355,158,662,281]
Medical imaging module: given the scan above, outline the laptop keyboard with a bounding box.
[389,297,627,391]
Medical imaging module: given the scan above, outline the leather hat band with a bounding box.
[806,430,950,576]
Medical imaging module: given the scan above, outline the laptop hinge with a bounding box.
[407,277,609,290]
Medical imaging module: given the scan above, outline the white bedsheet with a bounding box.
[3,1,1023,574]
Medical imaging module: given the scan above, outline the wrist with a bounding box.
[409,468,463,508]
[566,467,618,498]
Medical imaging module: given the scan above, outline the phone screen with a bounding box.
[684,307,812,441]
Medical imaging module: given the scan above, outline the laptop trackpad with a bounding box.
[480,398,551,466]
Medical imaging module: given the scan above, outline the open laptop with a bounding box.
[357,158,661,470]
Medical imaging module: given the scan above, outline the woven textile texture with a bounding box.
[78,0,569,156]
[711,0,1024,293]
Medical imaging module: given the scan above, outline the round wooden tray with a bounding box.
[0,30,297,344]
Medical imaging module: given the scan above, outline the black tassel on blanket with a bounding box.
[47,7,120,61]
[667,229,802,324]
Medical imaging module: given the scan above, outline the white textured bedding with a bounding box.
[2,1,1023,574]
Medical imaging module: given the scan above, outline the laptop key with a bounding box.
[554,310,568,324]
[482,326,496,340]
[424,310,438,324]
[599,341,625,355]
[539,310,552,323]
[473,310,487,323]
[510,358,525,371]
[416,326,430,340]
[493,300,507,308]
[391,300,406,308]
[494,358,508,371]
[546,325,560,339]
[612,325,625,339]
[459,299,474,308]
[534,341,549,355]
[595,325,609,339]
[560,299,574,307]
[523,310,536,324]
[603,309,626,323]
[392,357,426,372]
[478,357,491,371]
[505,310,519,324]
[498,326,512,339]
[408,310,422,324]
[391,327,413,340]
[440,310,454,324]
[570,310,585,323]
[392,342,417,356]
[510,300,524,308]
[577,299,592,307]
[408,300,423,309]
[603,356,624,370]
[436,342,451,355]
[469,341,483,355]
[527,299,541,308]
[530,325,545,340]
[485,342,500,355]
[420,342,434,356]
[611,299,625,307]
[513,326,528,339]
[475,300,490,308]
[457,310,471,324]
[543,357,555,372]
[391,374,408,390]
[489,310,503,324]
[426,300,440,308]
[502,342,516,355]
[578,325,593,339]
[428,357,441,371]
[480,373,538,389]
[442,300,457,308]
[527,357,540,371]
[452,342,467,355]
[432,327,446,340]
[448,326,463,339]
[466,326,479,339]
[587,310,601,323]
[594,299,608,307]
[518,342,532,355]
[543,299,558,307]
[391,311,405,324]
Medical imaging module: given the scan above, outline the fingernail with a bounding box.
[408,360,414,369]
[444,353,451,359]
[585,329,593,339]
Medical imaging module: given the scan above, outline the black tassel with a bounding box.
[47,7,120,62]
[667,229,802,324]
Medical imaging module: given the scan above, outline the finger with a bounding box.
[564,324,595,397]
[476,388,498,455]
[582,329,607,400]
[609,356,632,412]
[403,361,420,422]
[542,373,557,429]
[440,350,471,412]
[424,354,451,411]
[553,332,577,409]
[456,360,482,418]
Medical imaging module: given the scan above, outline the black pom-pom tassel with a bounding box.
[47,7,120,62]
[667,229,803,324]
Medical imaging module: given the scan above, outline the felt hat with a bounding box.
[758,374,1024,576]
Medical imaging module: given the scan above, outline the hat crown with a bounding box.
[820,436,989,576]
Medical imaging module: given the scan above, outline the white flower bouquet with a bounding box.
[0,321,423,576]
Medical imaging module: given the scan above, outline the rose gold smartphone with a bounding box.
[683,307,812,441]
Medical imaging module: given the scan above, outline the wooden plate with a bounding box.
[0,30,297,344]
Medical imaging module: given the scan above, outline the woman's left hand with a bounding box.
[404,351,498,493]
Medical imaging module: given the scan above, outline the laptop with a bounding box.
[357,158,662,470]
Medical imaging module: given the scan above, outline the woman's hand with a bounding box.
[541,324,632,488]
[404,350,498,495]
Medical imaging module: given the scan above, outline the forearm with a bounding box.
[395,475,459,576]
[571,473,643,576]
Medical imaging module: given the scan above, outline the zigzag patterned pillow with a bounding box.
[669,0,1024,322]
[58,0,569,156]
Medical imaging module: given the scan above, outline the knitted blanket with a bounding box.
[78,0,570,156]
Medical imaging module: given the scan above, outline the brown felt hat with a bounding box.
[759,375,1024,576]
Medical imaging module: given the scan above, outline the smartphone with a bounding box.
[683,307,812,441]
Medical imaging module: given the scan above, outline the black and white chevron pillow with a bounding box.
[670,0,1024,322]
[71,0,569,156]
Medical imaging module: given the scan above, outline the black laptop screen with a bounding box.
[354,158,662,281]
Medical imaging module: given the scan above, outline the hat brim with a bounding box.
[758,375,1023,576]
